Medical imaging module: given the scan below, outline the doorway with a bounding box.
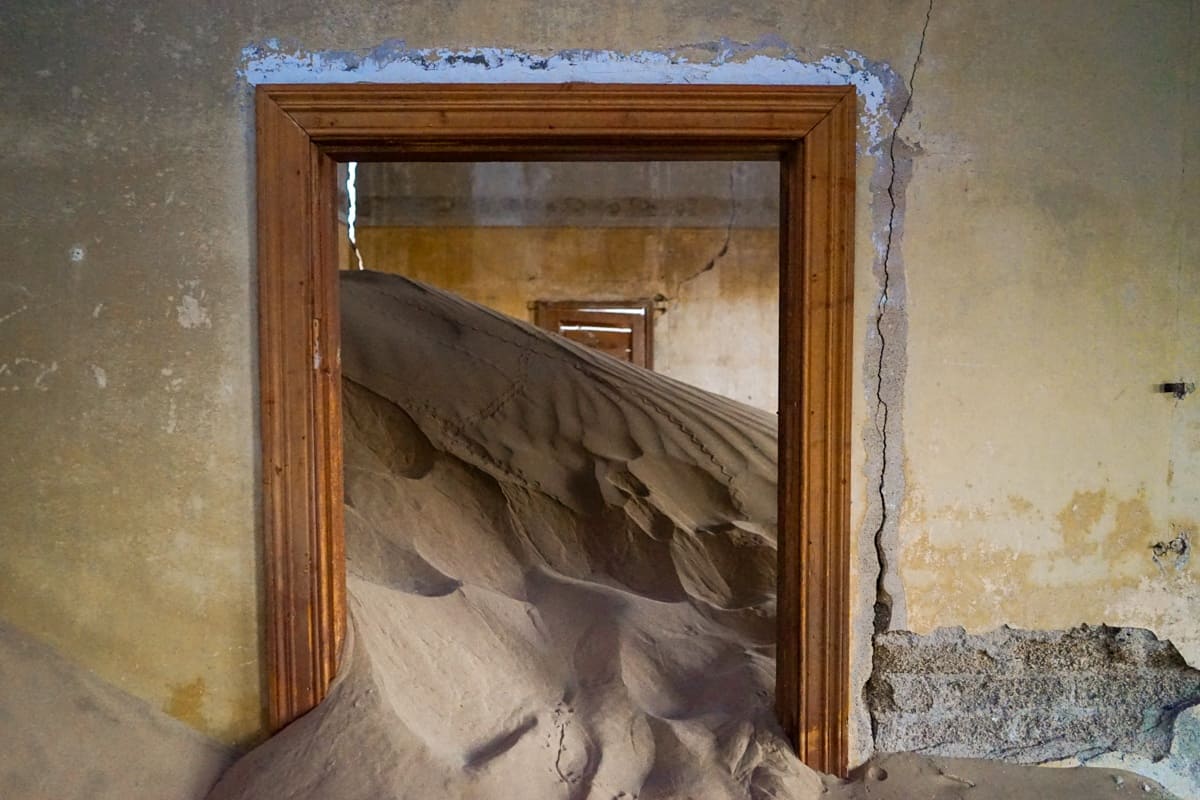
[532,301,654,368]
[254,83,856,775]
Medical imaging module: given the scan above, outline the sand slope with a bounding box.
[207,272,1179,800]
[824,752,1181,800]
[212,271,808,798]
[0,619,233,799]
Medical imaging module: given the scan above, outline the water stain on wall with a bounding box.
[166,677,210,734]
[900,484,1199,661]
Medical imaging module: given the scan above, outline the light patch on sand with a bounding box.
[0,621,233,797]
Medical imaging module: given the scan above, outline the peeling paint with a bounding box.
[0,283,31,326]
[901,487,1200,666]
[0,358,59,393]
[163,372,184,434]
[1151,531,1191,572]
[239,40,896,147]
[175,280,211,330]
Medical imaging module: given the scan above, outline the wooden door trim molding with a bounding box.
[531,299,656,369]
[255,83,856,775]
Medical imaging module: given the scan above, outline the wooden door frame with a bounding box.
[255,83,856,775]
[531,299,656,369]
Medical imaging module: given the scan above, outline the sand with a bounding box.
[0,619,233,799]
[1,269,1175,798]
[205,271,1179,800]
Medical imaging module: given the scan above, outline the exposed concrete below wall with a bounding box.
[868,625,1200,766]
[1051,704,1200,800]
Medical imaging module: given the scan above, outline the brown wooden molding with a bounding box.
[255,83,856,774]
[255,90,346,732]
[775,92,857,773]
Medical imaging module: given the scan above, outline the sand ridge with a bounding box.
[0,271,1181,798]
[200,272,1179,799]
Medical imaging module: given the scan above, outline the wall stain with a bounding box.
[1056,489,1108,545]
[1007,494,1035,515]
[900,487,1194,639]
[165,676,209,733]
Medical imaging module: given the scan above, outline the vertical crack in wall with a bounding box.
[872,0,934,636]
[678,166,739,290]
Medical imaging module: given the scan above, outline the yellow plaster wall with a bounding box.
[892,1,1200,664]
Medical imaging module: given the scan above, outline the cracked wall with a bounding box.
[1,0,1197,773]
[885,0,1200,663]
[862,1,1200,780]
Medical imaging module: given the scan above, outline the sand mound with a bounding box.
[206,272,1179,800]
[825,752,1180,800]
[0,619,233,799]
[211,271,808,799]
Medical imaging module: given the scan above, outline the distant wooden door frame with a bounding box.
[532,299,655,368]
[255,83,855,775]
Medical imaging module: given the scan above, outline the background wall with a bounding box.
[1,0,1196,762]
[350,161,781,411]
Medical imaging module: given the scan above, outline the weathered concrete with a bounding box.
[1052,704,1200,800]
[869,625,1200,763]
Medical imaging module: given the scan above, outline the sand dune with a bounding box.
[0,271,1180,798]
[209,271,808,798]
[206,272,1178,800]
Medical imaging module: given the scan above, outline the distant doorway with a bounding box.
[532,300,655,368]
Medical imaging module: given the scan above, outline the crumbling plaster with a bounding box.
[1,0,1196,768]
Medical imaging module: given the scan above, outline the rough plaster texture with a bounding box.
[1,0,1197,767]
[869,626,1200,764]
[1052,704,1200,800]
